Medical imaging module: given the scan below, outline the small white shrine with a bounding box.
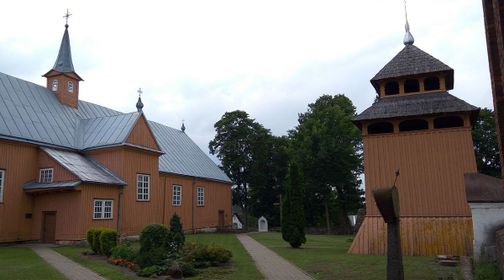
[258,216,268,232]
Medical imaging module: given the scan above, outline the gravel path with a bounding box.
[237,234,313,280]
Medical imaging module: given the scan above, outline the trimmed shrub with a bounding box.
[86,228,104,254]
[137,224,169,268]
[167,213,185,253]
[111,243,137,261]
[86,228,97,252]
[99,228,118,256]
[182,241,232,266]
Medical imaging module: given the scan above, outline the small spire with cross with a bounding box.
[136,88,144,112]
[63,9,72,28]
[403,0,414,45]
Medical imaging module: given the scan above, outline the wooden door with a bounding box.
[218,210,225,229]
[42,212,56,243]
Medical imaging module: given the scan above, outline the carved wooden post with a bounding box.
[373,186,404,280]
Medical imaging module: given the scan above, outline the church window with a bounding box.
[404,79,420,93]
[197,187,205,206]
[93,199,113,219]
[172,185,182,206]
[39,168,53,183]
[136,174,150,201]
[399,119,428,132]
[68,81,74,93]
[384,81,399,95]
[368,122,394,134]
[51,79,59,91]
[424,77,440,91]
[434,116,464,129]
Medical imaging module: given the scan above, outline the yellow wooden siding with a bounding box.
[126,115,160,151]
[349,216,473,256]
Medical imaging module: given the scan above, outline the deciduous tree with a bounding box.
[473,108,501,178]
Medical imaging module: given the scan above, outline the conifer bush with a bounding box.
[281,162,306,248]
[167,213,185,253]
[137,224,169,268]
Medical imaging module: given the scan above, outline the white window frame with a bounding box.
[196,186,205,206]
[39,168,54,183]
[0,170,5,203]
[172,185,182,206]
[51,79,58,91]
[93,199,113,220]
[67,81,74,93]
[136,174,150,201]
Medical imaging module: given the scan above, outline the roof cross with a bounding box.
[137,88,143,97]
[63,9,72,27]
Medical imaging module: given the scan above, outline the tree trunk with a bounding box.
[325,200,331,234]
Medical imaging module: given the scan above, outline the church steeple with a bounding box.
[403,0,414,45]
[43,10,83,108]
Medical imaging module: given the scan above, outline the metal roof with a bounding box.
[465,173,504,203]
[24,180,81,190]
[370,45,454,92]
[52,26,75,73]
[42,147,126,185]
[353,92,479,124]
[149,121,231,183]
[0,71,231,183]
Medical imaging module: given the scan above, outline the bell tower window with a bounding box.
[404,79,420,93]
[68,81,74,93]
[51,79,59,91]
[424,77,440,91]
[384,81,400,96]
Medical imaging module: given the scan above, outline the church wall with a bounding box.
[0,140,37,242]
[126,115,160,151]
[161,173,232,231]
[38,149,79,182]
[79,184,119,239]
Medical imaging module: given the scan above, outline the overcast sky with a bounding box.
[0,0,492,158]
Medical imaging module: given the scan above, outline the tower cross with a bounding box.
[137,88,143,97]
[63,9,72,27]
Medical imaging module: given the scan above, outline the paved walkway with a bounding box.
[31,244,106,280]
[237,234,313,280]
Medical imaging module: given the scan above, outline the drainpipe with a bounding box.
[192,178,196,233]
[117,186,123,236]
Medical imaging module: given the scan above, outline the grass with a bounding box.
[53,246,136,280]
[53,233,262,280]
[186,233,263,280]
[0,247,66,280]
[249,232,462,280]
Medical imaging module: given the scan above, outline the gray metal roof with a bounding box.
[149,121,231,183]
[0,71,231,183]
[353,92,479,123]
[42,147,126,185]
[24,180,81,190]
[52,26,75,73]
[370,45,454,92]
[465,173,504,203]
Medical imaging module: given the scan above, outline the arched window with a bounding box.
[384,81,399,96]
[68,81,74,93]
[51,79,59,91]
[404,79,420,93]
[424,77,440,91]
[368,122,394,134]
[399,119,428,132]
[434,116,464,128]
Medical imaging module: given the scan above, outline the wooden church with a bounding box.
[349,20,479,256]
[0,21,232,243]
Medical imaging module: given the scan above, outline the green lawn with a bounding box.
[0,247,66,280]
[54,233,262,280]
[53,246,136,280]
[249,232,461,280]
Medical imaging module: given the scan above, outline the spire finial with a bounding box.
[63,9,72,28]
[136,88,144,112]
[403,0,414,45]
[181,120,186,133]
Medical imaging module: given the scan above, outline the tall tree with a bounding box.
[282,161,306,248]
[473,108,501,178]
[209,110,270,229]
[290,94,363,233]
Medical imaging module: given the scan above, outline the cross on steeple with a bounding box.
[137,88,143,97]
[63,9,72,28]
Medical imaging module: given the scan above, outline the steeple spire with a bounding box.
[53,9,76,73]
[403,0,414,45]
[136,88,144,112]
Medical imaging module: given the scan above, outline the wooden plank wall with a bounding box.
[349,216,473,256]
